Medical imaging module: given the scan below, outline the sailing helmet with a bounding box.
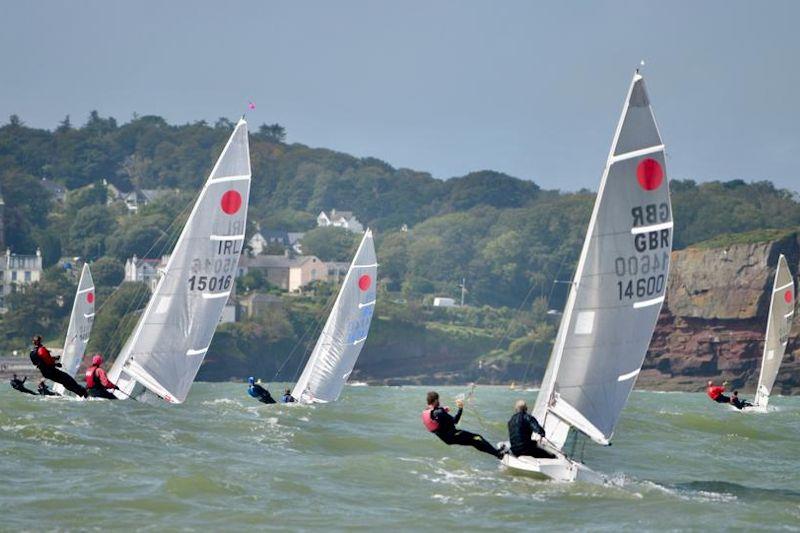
[92,354,103,366]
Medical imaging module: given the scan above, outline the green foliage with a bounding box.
[300,227,360,261]
[0,268,74,349]
[91,257,124,287]
[67,205,117,259]
[87,282,150,357]
[259,208,316,231]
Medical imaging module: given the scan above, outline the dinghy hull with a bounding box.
[501,452,605,484]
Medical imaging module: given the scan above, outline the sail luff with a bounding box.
[53,264,95,395]
[754,254,795,407]
[533,73,641,444]
[292,229,377,403]
[109,119,251,403]
[534,71,671,449]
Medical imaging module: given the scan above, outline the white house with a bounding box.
[248,230,306,256]
[0,248,43,311]
[317,209,364,233]
[433,297,457,308]
[125,254,169,292]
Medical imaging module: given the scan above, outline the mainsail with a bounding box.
[108,119,251,403]
[753,254,795,408]
[292,230,377,403]
[533,72,672,449]
[53,263,95,395]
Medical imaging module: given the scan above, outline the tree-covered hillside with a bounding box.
[2,112,800,376]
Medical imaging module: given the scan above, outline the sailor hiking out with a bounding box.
[422,391,506,459]
[85,355,119,399]
[30,336,87,397]
[248,377,276,404]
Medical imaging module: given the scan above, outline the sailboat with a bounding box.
[53,263,95,396]
[108,118,251,403]
[291,230,377,404]
[745,254,795,412]
[501,71,672,482]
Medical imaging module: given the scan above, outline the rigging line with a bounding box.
[93,194,196,316]
[99,217,185,360]
[270,286,340,382]
[520,339,539,387]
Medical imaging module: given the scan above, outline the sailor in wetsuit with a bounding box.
[247,377,276,404]
[10,374,37,395]
[706,380,731,404]
[30,336,87,397]
[281,389,296,403]
[37,379,56,396]
[730,390,753,410]
[85,355,119,399]
[507,400,555,458]
[422,391,506,459]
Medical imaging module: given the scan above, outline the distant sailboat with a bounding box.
[292,230,377,404]
[747,255,795,411]
[502,71,672,482]
[108,119,251,403]
[53,264,95,396]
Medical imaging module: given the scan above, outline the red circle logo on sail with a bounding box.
[636,158,663,191]
[220,190,242,215]
[86,292,94,304]
[358,274,372,291]
[785,290,793,304]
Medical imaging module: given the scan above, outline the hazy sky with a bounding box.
[1,1,798,191]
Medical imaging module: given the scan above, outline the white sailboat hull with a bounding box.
[501,452,605,484]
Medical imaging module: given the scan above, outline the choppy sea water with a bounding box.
[1,384,799,531]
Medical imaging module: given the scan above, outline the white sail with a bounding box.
[753,254,794,408]
[108,119,251,403]
[53,264,95,395]
[292,230,377,403]
[533,72,671,450]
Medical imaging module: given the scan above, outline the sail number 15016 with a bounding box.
[188,275,232,292]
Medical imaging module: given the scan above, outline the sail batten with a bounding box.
[53,264,95,395]
[754,255,795,408]
[109,120,251,403]
[533,72,671,450]
[292,230,377,404]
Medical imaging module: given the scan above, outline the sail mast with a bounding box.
[534,71,671,449]
[292,229,377,403]
[109,119,251,403]
[754,254,795,407]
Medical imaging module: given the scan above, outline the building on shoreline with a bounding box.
[0,248,43,311]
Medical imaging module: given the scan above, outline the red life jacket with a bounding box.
[85,366,99,389]
[422,407,439,432]
[37,346,56,367]
[707,385,725,400]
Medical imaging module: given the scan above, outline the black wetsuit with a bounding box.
[10,376,37,395]
[508,411,555,458]
[431,406,502,458]
[282,394,296,403]
[30,350,87,397]
[731,396,752,410]
[249,384,276,404]
[37,383,57,396]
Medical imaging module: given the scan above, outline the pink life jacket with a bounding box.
[422,406,449,432]
[422,408,438,432]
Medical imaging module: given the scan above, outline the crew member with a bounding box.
[422,391,506,459]
[9,374,36,395]
[248,377,276,404]
[507,400,555,458]
[85,354,118,399]
[730,390,753,410]
[30,336,87,397]
[37,379,56,396]
[281,389,296,403]
[706,380,730,404]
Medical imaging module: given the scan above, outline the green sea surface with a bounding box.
[1,384,798,531]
